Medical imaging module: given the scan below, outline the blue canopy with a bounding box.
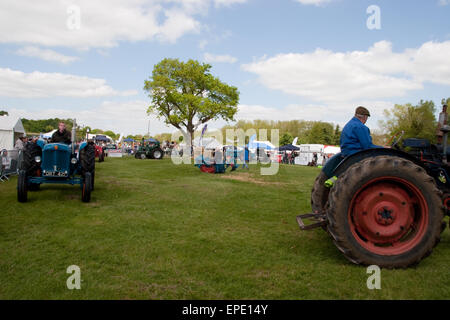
[123,138,135,142]
[279,144,300,151]
[95,135,109,142]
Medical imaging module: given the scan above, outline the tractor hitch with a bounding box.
[296,213,327,230]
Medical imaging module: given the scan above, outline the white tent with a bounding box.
[86,133,114,143]
[324,145,341,155]
[42,129,56,139]
[193,137,223,149]
[0,116,26,150]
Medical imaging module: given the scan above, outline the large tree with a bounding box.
[379,100,437,143]
[144,59,239,151]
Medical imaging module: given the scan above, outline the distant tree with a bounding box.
[307,122,334,144]
[103,130,117,139]
[90,129,103,135]
[333,124,341,145]
[0,110,8,116]
[379,100,437,143]
[144,58,239,152]
[280,132,293,146]
[22,118,74,133]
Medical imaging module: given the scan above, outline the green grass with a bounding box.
[0,157,449,299]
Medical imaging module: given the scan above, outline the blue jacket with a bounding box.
[340,117,381,157]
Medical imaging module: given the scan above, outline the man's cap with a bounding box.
[355,106,371,117]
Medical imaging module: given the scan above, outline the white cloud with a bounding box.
[439,0,450,6]
[214,0,248,7]
[204,53,238,63]
[0,0,248,49]
[294,0,334,6]
[242,40,450,103]
[8,100,173,135]
[15,46,79,64]
[198,39,208,50]
[0,67,137,98]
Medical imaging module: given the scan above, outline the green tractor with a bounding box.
[135,138,164,160]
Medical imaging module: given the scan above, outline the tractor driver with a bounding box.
[340,106,382,157]
[51,121,72,144]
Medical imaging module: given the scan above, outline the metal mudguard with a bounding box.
[322,148,423,179]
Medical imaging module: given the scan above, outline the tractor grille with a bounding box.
[42,148,70,174]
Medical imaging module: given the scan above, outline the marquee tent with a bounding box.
[42,129,56,139]
[0,116,26,150]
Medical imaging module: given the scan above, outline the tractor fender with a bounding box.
[78,142,88,152]
[36,139,46,149]
[324,148,424,178]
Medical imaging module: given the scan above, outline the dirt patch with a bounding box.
[221,173,284,185]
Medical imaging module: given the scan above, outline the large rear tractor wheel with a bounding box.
[17,170,28,203]
[327,156,444,268]
[80,143,95,174]
[21,142,42,175]
[81,172,92,203]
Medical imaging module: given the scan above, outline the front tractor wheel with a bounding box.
[327,156,444,268]
[82,172,92,203]
[17,170,28,202]
[140,153,147,160]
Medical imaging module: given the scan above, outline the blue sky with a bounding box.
[1,0,450,135]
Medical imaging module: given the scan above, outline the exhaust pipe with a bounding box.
[72,118,77,154]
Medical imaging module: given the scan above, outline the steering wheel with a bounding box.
[387,131,405,149]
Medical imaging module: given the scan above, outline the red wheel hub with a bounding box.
[348,177,428,256]
[200,165,216,174]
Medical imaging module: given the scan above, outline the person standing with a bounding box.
[14,136,24,150]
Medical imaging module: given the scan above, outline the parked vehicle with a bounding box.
[135,139,164,160]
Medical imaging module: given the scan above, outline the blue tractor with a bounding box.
[17,120,96,203]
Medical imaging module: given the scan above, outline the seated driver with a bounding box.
[340,106,382,157]
[51,121,72,144]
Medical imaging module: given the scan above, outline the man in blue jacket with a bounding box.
[340,106,382,157]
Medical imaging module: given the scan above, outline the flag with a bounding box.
[201,124,208,138]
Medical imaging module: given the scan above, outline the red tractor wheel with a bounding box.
[200,165,216,174]
[327,156,444,268]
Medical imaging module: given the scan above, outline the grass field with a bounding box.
[0,157,449,299]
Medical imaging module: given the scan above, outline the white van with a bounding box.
[295,144,324,166]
